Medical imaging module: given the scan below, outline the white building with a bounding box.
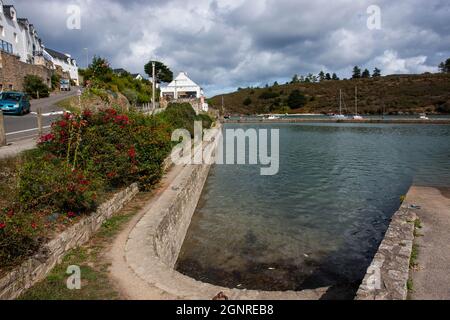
[0,2,45,64]
[45,48,79,85]
[161,72,204,100]
[161,72,208,112]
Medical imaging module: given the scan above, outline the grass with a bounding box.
[410,243,419,269]
[17,195,146,300]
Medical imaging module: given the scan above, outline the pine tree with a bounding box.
[332,73,339,81]
[362,69,371,78]
[291,74,300,84]
[352,66,362,79]
[318,71,326,82]
[325,73,332,81]
[372,68,381,77]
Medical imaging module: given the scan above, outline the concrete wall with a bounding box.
[0,184,139,300]
[356,197,418,300]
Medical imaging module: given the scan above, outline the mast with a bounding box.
[339,89,342,115]
[355,86,358,115]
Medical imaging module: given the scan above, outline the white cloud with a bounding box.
[372,50,437,75]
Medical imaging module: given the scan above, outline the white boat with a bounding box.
[267,115,280,120]
[353,86,364,120]
[419,114,429,120]
[332,89,348,120]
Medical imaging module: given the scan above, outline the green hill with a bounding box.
[209,73,450,115]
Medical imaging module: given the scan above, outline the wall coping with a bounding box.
[356,198,417,300]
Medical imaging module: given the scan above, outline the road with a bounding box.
[3,89,79,142]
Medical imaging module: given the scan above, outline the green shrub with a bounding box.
[0,207,44,267]
[23,75,50,98]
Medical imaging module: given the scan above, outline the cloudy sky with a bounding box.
[8,0,450,96]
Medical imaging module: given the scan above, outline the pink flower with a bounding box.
[0,222,6,229]
[67,212,77,218]
[39,133,55,144]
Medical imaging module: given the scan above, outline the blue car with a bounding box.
[0,92,31,115]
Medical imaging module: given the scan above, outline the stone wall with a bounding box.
[0,51,68,92]
[356,201,417,300]
[0,183,139,300]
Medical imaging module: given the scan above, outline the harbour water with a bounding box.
[176,123,450,296]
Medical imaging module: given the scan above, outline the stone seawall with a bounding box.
[0,184,139,300]
[125,126,328,299]
[356,195,418,300]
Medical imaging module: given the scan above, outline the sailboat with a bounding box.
[353,86,364,120]
[332,89,348,119]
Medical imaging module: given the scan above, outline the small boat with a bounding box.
[267,115,280,120]
[332,89,348,120]
[419,113,429,120]
[353,86,364,120]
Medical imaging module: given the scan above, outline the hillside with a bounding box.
[209,73,450,115]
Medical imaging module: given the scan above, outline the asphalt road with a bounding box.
[3,88,79,142]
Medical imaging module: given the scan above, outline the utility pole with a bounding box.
[152,61,156,112]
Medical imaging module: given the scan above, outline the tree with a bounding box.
[325,73,332,81]
[23,75,50,99]
[90,56,113,80]
[287,90,306,109]
[362,69,371,78]
[243,97,252,106]
[144,60,173,83]
[332,73,340,80]
[352,66,361,79]
[291,74,300,84]
[372,67,381,77]
[438,58,450,73]
[318,71,326,82]
[273,81,279,86]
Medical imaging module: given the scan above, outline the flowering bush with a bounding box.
[1,104,213,268]
[0,207,44,267]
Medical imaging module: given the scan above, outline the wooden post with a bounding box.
[0,110,6,147]
[37,107,43,136]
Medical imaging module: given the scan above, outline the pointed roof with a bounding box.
[166,72,200,88]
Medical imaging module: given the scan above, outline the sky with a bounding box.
[7,0,450,97]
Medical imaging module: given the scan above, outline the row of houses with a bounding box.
[0,1,79,90]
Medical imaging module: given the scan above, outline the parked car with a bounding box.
[0,92,31,116]
[60,79,71,91]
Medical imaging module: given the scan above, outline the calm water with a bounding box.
[177,123,450,295]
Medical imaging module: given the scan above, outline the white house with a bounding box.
[45,48,79,85]
[0,2,45,64]
[161,72,204,100]
[131,73,144,81]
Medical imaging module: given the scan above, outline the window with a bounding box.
[14,33,18,43]
[0,40,13,54]
[0,25,4,37]
[8,84,13,90]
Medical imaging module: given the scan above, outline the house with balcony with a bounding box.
[0,2,45,64]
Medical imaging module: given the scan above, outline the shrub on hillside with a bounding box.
[23,75,50,98]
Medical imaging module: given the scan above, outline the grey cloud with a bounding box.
[8,0,450,96]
